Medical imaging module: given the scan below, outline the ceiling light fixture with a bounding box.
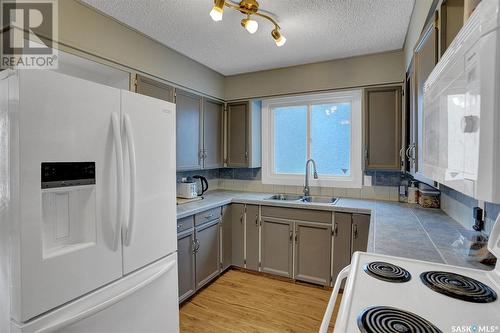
[241,16,258,34]
[209,0,286,47]
[210,0,225,21]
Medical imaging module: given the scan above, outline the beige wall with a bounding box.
[403,0,434,70]
[224,51,405,101]
[58,0,225,99]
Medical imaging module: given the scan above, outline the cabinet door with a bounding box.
[261,218,293,278]
[332,213,352,283]
[231,203,245,268]
[176,89,202,170]
[294,222,332,286]
[135,74,174,103]
[365,87,402,170]
[413,21,438,183]
[203,98,223,169]
[227,102,248,167]
[221,205,232,271]
[177,229,196,302]
[195,219,220,289]
[245,204,260,271]
[351,214,371,253]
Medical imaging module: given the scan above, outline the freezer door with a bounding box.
[13,70,123,322]
[121,90,177,274]
[12,254,179,333]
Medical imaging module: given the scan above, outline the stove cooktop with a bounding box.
[420,271,497,303]
[334,252,500,333]
[363,261,411,283]
[357,306,442,333]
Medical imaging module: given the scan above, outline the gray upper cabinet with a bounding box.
[226,100,261,168]
[411,20,438,183]
[177,228,196,303]
[365,87,402,171]
[202,98,224,169]
[245,204,260,271]
[261,217,293,278]
[135,74,174,103]
[176,89,202,171]
[221,205,232,271]
[294,222,332,286]
[231,203,245,268]
[351,214,371,254]
[195,219,220,289]
[332,213,352,283]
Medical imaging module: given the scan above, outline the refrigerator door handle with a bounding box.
[111,112,124,251]
[33,260,176,333]
[123,113,137,247]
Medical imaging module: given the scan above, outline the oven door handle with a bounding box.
[319,265,351,333]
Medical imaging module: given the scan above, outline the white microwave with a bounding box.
[423,0,500,203]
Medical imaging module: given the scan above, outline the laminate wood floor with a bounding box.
[180,270,341,333]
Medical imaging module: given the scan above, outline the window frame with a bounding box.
[262,90,363,188]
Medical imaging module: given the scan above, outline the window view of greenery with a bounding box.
[273,102,351,176]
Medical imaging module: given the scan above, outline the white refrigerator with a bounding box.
[0,69,179,332]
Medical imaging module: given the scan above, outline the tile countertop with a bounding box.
[176,190,492,271]
[176,190,372,219]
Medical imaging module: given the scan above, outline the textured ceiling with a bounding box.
[82,0,415,75]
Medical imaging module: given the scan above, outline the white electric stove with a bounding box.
[320,214,500,333]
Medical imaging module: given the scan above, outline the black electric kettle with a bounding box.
[192,175,208,196]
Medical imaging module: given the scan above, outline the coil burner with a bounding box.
[363,261,411,283]
[420,271,497,303]
[357,306,442,333]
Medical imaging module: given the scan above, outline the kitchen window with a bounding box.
[262,90,362,188]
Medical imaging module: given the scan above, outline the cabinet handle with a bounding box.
[240,215,243,223]
[205,213,214,219]
[353,225,358,239]
[294,233,298,243]
[289,230,293,242]
[192,239,197,254]
[245,151,249,161]
[177,223,182,230]
[255,215,259,226]
[333,223,338,237]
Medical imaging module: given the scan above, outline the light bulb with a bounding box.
[210,6,223,21]
[241,17,258,34]
[210,0,225,22]
[271,28,286,47]
[275,35,286,47]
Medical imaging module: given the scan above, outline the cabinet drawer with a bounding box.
[195,207,221,226]
[177,216,194,233]
[261,206,331,224]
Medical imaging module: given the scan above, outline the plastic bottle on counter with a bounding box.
[407,181,419,204]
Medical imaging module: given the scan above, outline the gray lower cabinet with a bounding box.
[245,204,260,270]
[177,229,196,302]
[221,205,232,271]
[231,203,245,268]
[195,219,220,289]
[332,213,352,284]
[294,222,332,286]
[351,214,371,253]
[261,218,293,278]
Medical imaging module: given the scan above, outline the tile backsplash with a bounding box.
[440,184,500,235]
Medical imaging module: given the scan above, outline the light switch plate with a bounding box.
[364,175,372,187]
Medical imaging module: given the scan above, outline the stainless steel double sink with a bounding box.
[264,194,338,205]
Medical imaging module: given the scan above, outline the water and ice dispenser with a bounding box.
[41,162,97,258]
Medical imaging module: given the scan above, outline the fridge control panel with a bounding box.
[41,162,96,189]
